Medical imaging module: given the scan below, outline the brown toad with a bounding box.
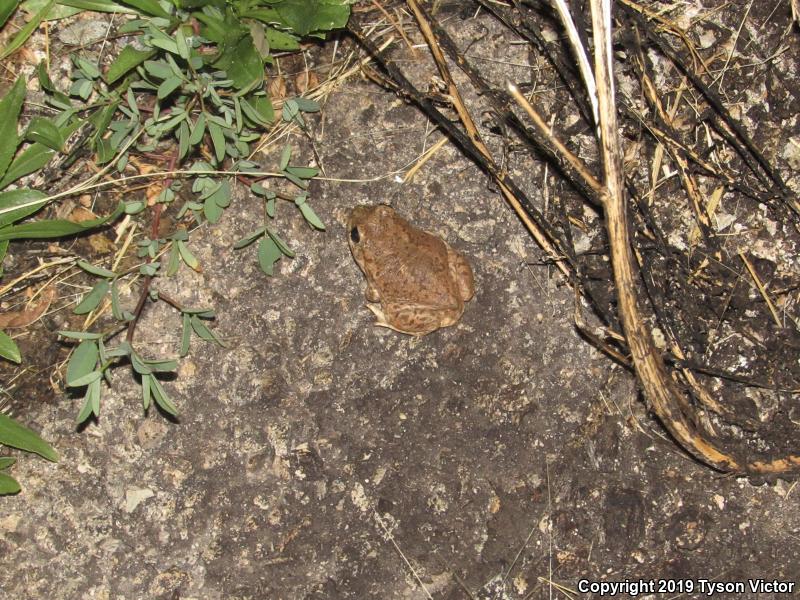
[347,204,474,336]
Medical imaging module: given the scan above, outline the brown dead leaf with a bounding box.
[0,285,56,329]
[269,76,287,101]
[295,71,319,94]
[68,206,99,223]
[146,184,162,206]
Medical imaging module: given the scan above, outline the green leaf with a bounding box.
[177,119,190,160]
[25,116,65,150]
[282,170,307,189]
[190,314,223,345]
[0,412,58,462]
[166,243,180,276]
[285,165,319,180]
[296,198,325,230]
[294,97,320,113]
[257,236,282,276]
[57,330,103,340]
[119,0,170,18]
[73,279,110,314]
[88,377,101,416]
[276,0,350,36]
[207,120,226,163]
[66,340,98,386]
[239,7,280,23]
[234,226,265,249]
[0,0,54,61]
[250,95,274,124]
[279,144,292,170]
[143,357,177,371]
[0,329,21,363]
[53,0,138,15]
[157,76,183,99]
[265,27,300,51]
[175,26,190,59]
[0,457,15,470]
[88,101,119,146]
[141,373,151,410]
[107,45,155,84]
[177,240,199,271]
[77,260,115,279]
[0,77,26,181]
[266,227,295,257]
[76,57,101,80]
[0,202,123,241]
[0,143,54,188]
[240,97,269,127]
[0,189,47,228]
[22,0,80,21]
[139,262,159,276]
[189,113,206,145]
[208,179,230,208]
[0,472,21,495]
[69,79,93,100]
[214,34,263,91]
[282,99,299,123]
[75,391,94,424]
[143,59,173,80]
[130,351,151,375]
[124,200,145,215]
[150,375,178,415]
[179,313,191,357]
[0,1,20,28]
[68,369,102,387]
[203,195,222,223]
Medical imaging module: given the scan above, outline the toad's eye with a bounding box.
[350,227,361,243]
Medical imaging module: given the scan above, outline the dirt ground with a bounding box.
[1,1,800,599]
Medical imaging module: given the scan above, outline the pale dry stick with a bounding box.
[0,258,75,298]
[370,0,417,55]
[506,85,604,198]
[588,0,742,472]
[551,0,599,127]
[403,135,449,182]
[112,221,138,273]
[739,251,783,328]
[406,0,572,281]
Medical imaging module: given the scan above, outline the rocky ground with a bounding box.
[1,1,799,599]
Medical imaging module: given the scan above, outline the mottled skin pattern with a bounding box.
[347,205,475,335]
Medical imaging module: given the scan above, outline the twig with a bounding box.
[739,251,783,328]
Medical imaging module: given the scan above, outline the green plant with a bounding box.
[0,413,58,495]
[0,0,350,491]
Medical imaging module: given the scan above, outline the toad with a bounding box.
[347,204,474,335]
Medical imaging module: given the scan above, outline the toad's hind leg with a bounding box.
[379,304,446,336]
[449,248,475,301]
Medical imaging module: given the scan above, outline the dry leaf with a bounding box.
[269,76,287,101]
[0,285,55,329]
[295,71,318,94]
[68,206,98,223]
